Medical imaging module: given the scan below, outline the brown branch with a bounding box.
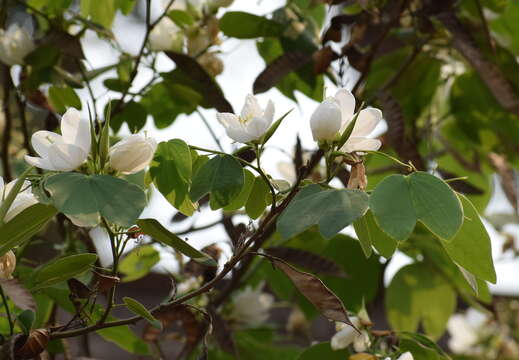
[2,65,12,182]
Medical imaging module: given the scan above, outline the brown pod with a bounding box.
[14,329,50,359]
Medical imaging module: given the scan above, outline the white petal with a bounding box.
[226,125,255,143]
[31,131,65,158]
[351,107,383,138]
[24,155,55,171]
[60,108,91,153]
[396,352,414,360]
[216,112,239,128]
[47,144,88,171]
[263,100,275,125]
[240,94,262,119]
[109,136,157,174]
[0,177,4,198]
[334,89,355,125]
[310,100,342,141]
[245,117,269,141]
[4,193,38,222]
[342,137,381,153]
[331,326,356,350]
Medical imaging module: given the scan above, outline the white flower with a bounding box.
[0,176,38,222]
[109,134,157,174]
[447,308,488,354]
[0,251,16,279]
[230,284,273,327]
[149,17,184,52]
[0,24,35,66]
[217,94,275,143]
[25,108,91,171]
[331,317,367,351]
[396,352,414,360]
[309,89,383,152]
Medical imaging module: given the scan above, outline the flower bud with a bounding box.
[310,99,342,141]
[0,250,16,279]
[109,134,157,174]
[0,24,35,66]
[149,17,184,52]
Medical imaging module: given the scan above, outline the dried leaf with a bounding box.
[253,51,313,94]
[208,309,237,356]
[0,279,36,311]
[268,255,354,326]
[313,46,339,74]
[183,244,221,282]
[488,153,518,211]
[93,272,120,293]
[165,51,233,113]
[322,14,358,44]
[347,162,367,190]
[67,279,92,299]
[265,247,347,278]
[14,329,50,359]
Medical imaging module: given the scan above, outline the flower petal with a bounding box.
[342,137,381,153]
[24,155,55,171]
[351,107,382,138]
[310,100,342,141]
[47,144,88,171]
[4,193,38,222]
[31,131,65,158]
[245,116,269,141]
[335,89,355,126]
[240,94,262,119]
[60,108,92,153]
[226,125,255,143]
[263,99,275,125]
[216,112,240,129]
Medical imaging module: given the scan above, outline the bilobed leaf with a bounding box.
[370,172,463,241]
[354,210,397,258]
[0,279,36,311]
[45,173,147,227]
[123,297,162,330]
[220,11,284,39]
[31,254,98,291]
[268,255,354,326]
[223,169,255,211]
[441,195,496,283]
[265,247,346,278]
[137,219,217,267]
[149,139,193,212]
[245,176,270,219]
[119,245,160,282]
[190,155,244,210]
[277,184,369,240]
[0,204,57,256]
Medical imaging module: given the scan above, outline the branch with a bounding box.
[1,65,13,181]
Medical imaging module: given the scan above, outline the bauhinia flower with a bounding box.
[0,176,38,222]
[148,17,184,52]
[25,108,91,171]
[447,308,488,355]
[331,317,371,351]
[0,24,35,66]
[109,134,157,174]
[309,89,383,153]
[216,94,275,143]
[230,284,274,327]
[0,251,16,279]
[396,352,414,360]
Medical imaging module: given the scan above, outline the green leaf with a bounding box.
[168,9,194,27]
[81,0,117,28]
[137,219,217,267]
[16,309,35,334]
[0,204,57,256]
[297,342,349,359]
[245,176,270,219]
[119,245,160,282]
[149,139,192,212]
[441,195,496,283]
[31,254,97,291]
[45,173,147,227]
[190,155,244,210]
[386,263,456,340]
[223,169,255,211]
[123,297,162,330]
[370,172,463,241]
[220,11,284,39]
[110,101,147,133]
[277,185,369,240]
[48,85,82,113]
[353,210,397,258]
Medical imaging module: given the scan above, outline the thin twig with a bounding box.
[2,66,13,181]
[197,109,224,151]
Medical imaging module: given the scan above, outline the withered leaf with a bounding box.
[265,247,346,278]
[313,46,339,74]
[208,307,237,356]
[268,255,354,326]
[165,51,233,113]
[0,279,36,311]
[67,279,92,299]
[14,329,50,360]
[93,272,120,293]
[253,51,313,94]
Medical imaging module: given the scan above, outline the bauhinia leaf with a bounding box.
[123,297,162,330]
[31,254,98,291]
[267,255,354,327]
[265,247,347,278]
[137,219,217,267]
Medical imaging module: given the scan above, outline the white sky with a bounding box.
[77,0,518,295]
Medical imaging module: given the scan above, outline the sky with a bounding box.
[75,0,518,295]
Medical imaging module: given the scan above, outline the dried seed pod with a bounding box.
[14,329,50,359]
[0,251,16,280]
